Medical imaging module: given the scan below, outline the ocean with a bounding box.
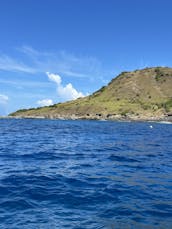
[0,119,172,228]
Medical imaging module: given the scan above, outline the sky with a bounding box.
[0,0,172,115]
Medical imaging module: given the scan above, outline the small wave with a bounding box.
[159,121,172,124]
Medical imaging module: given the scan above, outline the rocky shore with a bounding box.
[8,112,172,123]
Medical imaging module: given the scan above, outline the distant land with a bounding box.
[10,67,172,122]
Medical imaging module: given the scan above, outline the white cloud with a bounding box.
[17,46,107,79]
[37,99,53,107]
[46,72,85,101]
[58,83,84,100]
[46,72,61,85]
[0,55,35,73]
[0,46,113,87]
[0,94,9,104]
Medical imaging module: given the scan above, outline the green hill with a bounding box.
[10,67,172,121]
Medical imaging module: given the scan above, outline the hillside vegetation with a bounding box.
[10,67,172,120]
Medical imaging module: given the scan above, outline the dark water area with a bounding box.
[0,119,172,228]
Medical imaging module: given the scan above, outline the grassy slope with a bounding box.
[10,67,172,119]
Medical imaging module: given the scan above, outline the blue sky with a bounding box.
[0,0,172,115]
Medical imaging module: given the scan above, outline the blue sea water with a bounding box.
[0,119,172,229]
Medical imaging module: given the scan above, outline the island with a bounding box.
[9,67,172,122]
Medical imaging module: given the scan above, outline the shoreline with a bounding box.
[3,115,172,123]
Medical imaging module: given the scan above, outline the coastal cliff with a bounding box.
[10,67,172,121]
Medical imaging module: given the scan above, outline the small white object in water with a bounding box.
[149,125,153,128]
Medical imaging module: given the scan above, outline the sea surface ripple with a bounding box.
[0,119,172,228]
